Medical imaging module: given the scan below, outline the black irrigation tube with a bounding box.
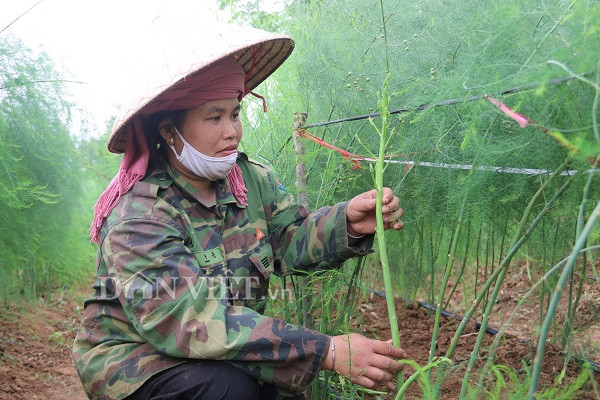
[416,300,500,336]
[369,289,499,335]
[303,74,581,130]
[575,272,600,282]
[368,289,600,373]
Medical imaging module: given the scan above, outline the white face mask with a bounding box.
[168,127,238,181]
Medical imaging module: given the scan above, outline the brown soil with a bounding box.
[354,294,598,399]
[351,260,600,399]
[0,291,88,400]
[0,261,597,400]
[441,260,600,368]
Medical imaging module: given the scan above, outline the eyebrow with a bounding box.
[205,104,242,114]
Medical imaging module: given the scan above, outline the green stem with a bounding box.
[528,200,600,399]
[379,0,390,74]
[433,161,571,396]
[373,74,404,396]
[427,199,466,383]
[444,222,471,310]
[395,358,452,400]
[429,226,436,303]
[594,61,600,144]
[414,222,425,301]
[474,224,482,300]
[459,168,568,397]
[483,222,491,314]
[459,267,510,398]
[565,163,599,344]
[562,167,595,346]
[475,244,600,393]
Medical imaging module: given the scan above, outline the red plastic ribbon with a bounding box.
[486,95,532,129]
[296,129,364,169]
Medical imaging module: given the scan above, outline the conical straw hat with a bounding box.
[107,19,294,153]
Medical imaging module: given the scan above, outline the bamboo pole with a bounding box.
[292,113,314,399]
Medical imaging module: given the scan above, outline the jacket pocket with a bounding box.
[247,240,274,279]
[233,240,274,309]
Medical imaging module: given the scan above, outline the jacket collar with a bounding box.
[156,163,246,209]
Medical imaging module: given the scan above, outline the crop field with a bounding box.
[0,0,599,399]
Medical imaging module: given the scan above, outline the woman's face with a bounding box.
[174,97,243,157]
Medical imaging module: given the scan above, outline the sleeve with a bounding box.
[258,170,374,276]
[101,216,330,393]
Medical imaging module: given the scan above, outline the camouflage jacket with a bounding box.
[73,153,373,400]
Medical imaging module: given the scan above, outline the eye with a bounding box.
[209,115,221,122]
[232,112,240,120]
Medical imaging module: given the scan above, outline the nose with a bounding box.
[222,119,240,140]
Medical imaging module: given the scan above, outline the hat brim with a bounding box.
[107,23,294,154]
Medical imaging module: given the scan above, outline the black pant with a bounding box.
[125,360,300,400]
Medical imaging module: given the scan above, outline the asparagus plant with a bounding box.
[528,200,600,398]
[370,74,405,395]
[474,244,600,395]
[432,160,573,396]
[458,162,571,397]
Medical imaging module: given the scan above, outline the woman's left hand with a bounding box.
[346,188,404,237]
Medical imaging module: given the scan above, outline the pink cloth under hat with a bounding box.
[90,119,149,244]
[90,23,293,243]
[90,58,250,243]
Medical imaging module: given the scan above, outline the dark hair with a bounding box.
[143,109,188,176]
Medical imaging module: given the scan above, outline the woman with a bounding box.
[73,22,406,400]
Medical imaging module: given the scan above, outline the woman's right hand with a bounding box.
[321,333,407,389]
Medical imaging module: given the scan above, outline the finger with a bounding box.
[395,207,404,219]
[353,375,378,390]
[385,207,404,226]
[355,189,377,211]
[373,340,407,359]
[383,197,400,214]
[392,220,405,231]
[370,354,404,373]
[364,366,396,383]
[381,187,395,204]
[384,216,403,227]
[383,197,403,216]
[362,189,377,200]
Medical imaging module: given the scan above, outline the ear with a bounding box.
[158,119,175,143]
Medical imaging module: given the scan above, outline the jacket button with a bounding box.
[157,173,167,181]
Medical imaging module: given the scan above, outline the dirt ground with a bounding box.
[356,295,598,399]
[0,290,88,400]
[0,261,598,400]
[441,259,600,368]
[353,261,600,399]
